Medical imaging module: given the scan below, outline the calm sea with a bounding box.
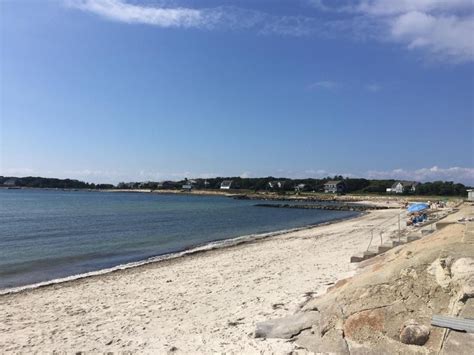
[0,189,358,290]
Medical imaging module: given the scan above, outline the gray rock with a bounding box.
[254,311,319,339]
[319,302,344,336]
[399,319,430,346]
[296,328,349,354]
[427,258,452,289]
[451,258,474,283]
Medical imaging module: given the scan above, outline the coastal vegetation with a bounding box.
[1,176,469,196]
[0,176,114,190]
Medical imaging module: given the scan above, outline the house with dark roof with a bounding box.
[388,181,419,194]
[324,180,345,194]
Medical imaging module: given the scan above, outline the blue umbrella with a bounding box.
[407,203,429,213]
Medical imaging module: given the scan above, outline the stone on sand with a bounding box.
[254,311,319,339]
[399,319,430,346]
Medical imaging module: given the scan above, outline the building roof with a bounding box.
[221,180,233,187]
[4,178,17,186]
[324,180,343,185]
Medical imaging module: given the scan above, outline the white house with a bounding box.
[390,181,419,194]
[220,180,233,190]
[295,183,306,192]
[3,178,17,187]
[468,189,474,201]
[268,180,285,189]
[324,180,345,194]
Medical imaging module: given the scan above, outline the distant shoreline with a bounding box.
[2,186,459,204]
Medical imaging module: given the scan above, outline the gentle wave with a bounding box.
[0,214,360,296]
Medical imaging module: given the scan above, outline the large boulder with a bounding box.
[399,319,430,346]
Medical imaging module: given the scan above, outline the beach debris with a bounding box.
[254,311,319,339]
[399,319,430,345]
[227,319,244,327]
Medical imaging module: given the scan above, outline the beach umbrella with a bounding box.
[407,203,429,213]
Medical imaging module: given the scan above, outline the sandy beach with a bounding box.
[0,208,409,354]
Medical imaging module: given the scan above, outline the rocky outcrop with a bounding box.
[254,215,474,354]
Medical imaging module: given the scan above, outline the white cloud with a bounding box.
[367,166,474,185]
[66,0,326,36]
[390,11,474,62]
[358,1,474,63]
[68,1,474,62]
[67,0,208,28]
[239,171,252,178]
[356,0,473,16]
[311,0,474,63]
[0,167,36,176]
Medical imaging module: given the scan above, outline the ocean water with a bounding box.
[0,189,359,290]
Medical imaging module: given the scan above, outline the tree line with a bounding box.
[0,176,114,190]
[1,176,470,196]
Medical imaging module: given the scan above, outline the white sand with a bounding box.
[0,209,403,354]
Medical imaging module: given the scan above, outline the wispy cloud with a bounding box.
[367,166,474,185]
[67,0,208,28]
[308,80,341,91]
[66,0,328,36]
[67,1,474,63]
[308,80,382,93]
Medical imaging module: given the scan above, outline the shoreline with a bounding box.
[3,186,460,204]
[1,208,406,353]
[0,212,363,296]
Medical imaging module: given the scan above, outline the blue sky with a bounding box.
[1,0,473,184]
